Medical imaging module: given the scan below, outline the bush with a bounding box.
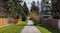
[29,11,41,24]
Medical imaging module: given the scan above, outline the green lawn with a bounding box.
[36,25,60,33]
[0,21,27,33]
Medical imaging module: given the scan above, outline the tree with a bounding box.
[29,11,40,24]
[13,0,23,19]
[1,0,9,17]
[51,0,60,19]
[30,1,39,14]
[3,0,23,19]
[21,2,29,21]
[23,2,29,16]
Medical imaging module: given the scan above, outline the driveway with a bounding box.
[21,20,41,33]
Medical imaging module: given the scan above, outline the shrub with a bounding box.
[29,11,41,24]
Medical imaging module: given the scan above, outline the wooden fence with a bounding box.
[0,18,22,28]
[40,17,58,29]
[0,18,9,28]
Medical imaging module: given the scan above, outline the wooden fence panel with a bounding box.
[40,17,58,29]
[0,18,8,28]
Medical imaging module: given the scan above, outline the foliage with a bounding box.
[13,0,22,19]
[21,2,29,20]
[3,0,22,19]
[30,1,39,14]
[29,11,40,22]
[51,0,60,19]
[2,0,29,19]
[23,2,29,16]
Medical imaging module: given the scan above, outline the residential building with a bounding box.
[40,0,60,29]
[51,0,60,29]
[41,0,51,18]
[37,1,41,14]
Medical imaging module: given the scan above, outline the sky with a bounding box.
[23,0,42,11]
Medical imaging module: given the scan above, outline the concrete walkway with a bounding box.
[21,20,41,33]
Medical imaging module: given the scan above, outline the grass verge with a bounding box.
[36,25,60,33]
[0,21,27,33]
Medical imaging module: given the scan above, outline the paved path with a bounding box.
[21,20,41,33]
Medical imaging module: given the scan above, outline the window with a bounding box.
[46,1,48,4]
[44,16,49,18]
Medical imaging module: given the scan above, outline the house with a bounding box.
[40,0,60,30]
[41,0,51,18]
[51,0,60,29]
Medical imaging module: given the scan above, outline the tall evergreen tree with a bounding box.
[3,0,23,19]
[13,0,23,19]
[51,0,60,19]
[23,2,29,16]
[30,1,39,14]
[21,2,29,21]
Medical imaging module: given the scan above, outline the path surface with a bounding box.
[21,20,41,33]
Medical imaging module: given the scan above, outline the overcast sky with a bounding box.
[23,0,42,11]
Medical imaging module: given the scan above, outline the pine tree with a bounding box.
[3,0,23,19]
[30,1,39,14]
[13,0,23,19]
[21,2,29,21]
[23,2,29,16]
[52,0,60,19]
